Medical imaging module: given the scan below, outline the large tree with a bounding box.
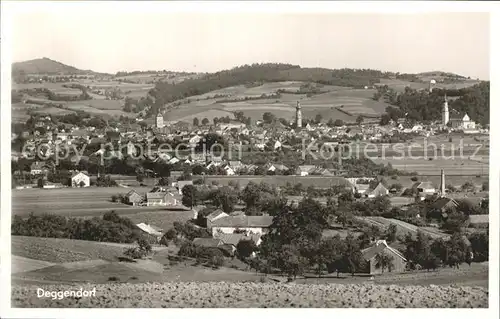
[210,186,238,213]
[181,184,198,208]
[374,252,394,273]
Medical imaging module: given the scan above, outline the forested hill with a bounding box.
[149,63,393,108]
[381,81,490,125]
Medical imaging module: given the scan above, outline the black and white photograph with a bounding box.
[0,1,498,315]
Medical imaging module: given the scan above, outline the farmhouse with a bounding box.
[146,192,178,207]
[211,215,273,236]
[355,184,370,195]
[431,197,459,216]
[214,233,262,247]
[125,189,143,206]
[361,240,407,275]
[412,181,436,195]
[205,209,230,229]
[365,183,389,198]
[214,233,262,258]
[71,172,90,187]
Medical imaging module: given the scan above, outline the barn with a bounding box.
[361,240,407,275]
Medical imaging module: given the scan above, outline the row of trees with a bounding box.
[18,87,91,102]
[12,211,143,243]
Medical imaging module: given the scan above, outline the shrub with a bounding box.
[236,239,257,260]
[123,247,148,259]
[209,255,225,268]
[178,241,198,258]
[108,276,120,281]
[137,237,152,253]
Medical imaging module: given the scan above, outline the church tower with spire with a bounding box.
[156,112,165,129]
[295,101,302,128]
[442,94,449,126]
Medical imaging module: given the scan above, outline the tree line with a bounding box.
[11,211,144,243]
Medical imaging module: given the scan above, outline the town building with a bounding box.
[449,113,476,130]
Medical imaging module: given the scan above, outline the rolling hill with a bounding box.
[12,57,105,75]
[11,59,486,125]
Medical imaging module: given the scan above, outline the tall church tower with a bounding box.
[442,94,449,126]
[156,112,165,129]
[295,101,302,128]
[440,169,446,197]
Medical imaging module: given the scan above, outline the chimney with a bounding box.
[440,169,446,197]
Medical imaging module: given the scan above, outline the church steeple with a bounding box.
[295,101,302,128]
[442,94,449,125]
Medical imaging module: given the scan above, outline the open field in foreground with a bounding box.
[12,281,487,308]
[12,236,132,263]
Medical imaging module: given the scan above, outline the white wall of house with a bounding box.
[212,227,264,236]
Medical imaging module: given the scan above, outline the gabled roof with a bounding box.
[126,189,141,197]
[412,181,435,190]
[146,192,167,199]
[206,209,228,222]
[136,223,163,237]
[431,197,459,210]
[361,240,406,261]
[356,184,370,191]
[215,233,261,246]
[366,183,388,195]
[211,215,273,228]
[297,165,316,173]
[192,237,223,248]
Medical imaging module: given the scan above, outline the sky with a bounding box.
[9,9,490,79]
